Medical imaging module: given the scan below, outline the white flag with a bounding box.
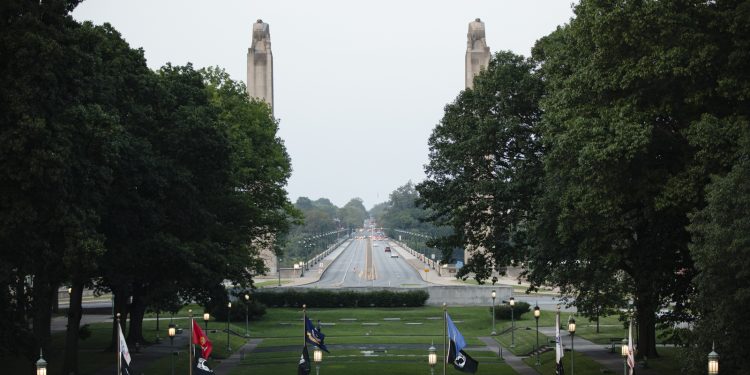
[555,311,564,365]
[627,319,635,374]
[118,323,131,366]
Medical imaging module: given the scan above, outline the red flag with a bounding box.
[192,319,213,359]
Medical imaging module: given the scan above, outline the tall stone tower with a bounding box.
[247,19,274,110]
[465,18,491,89]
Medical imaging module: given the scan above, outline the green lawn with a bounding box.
[3,305,684,375]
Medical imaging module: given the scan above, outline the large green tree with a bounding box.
[417,51,544,282]
[525,0,745,359]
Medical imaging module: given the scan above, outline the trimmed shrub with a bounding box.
[254,289,429,308]
[491,301,531,320]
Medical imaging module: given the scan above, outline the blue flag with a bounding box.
[305,316,329,352]
[446,313,478,373]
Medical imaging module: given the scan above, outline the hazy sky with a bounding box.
[73,1,575,209]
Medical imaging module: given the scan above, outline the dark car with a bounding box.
[384,246,391,252]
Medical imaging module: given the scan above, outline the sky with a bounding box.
[73,0,575,210]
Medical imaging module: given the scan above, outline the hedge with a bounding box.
[491,301,531,320]
[254,289,429,308]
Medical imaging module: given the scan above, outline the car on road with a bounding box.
[384,246,391,252]
[390,253,398,258]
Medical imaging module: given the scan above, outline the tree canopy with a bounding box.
[0,2,296,370]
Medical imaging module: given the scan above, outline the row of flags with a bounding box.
[115,305,635,375]
[117,316,216,375]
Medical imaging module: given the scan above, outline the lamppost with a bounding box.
[534,305,541,366]
[36,348,47,375]
[203,312,210,331]
[428,343,437,375]
[313,347,323,375]
[244,293,251,338]
[509,297,516,348]
[568,316,576,375]
[708,342,719,375]
[621,338,628,375]
[491,290,497,336]
[168,323,176,375]
[226,302,232,352]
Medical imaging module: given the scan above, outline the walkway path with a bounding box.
[478,336,538,375]
[538,327,661,375]
[213,339,263,375]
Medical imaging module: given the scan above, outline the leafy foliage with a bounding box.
[417,51,544,282]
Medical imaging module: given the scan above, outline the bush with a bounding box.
[491,301,530,320]
[254,289,429,308]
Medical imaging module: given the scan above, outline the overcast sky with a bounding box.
[73,1,575,210]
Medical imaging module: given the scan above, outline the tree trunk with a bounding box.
[596,316,600,333]
[31,277,53,355]
[635,289,659,359]
[127,285,147,345]
[62,281,84,375]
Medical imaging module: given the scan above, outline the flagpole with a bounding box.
[443,302,447,375]
[189,309,193,375]
[303,304,307,348]
[116,313,121,375]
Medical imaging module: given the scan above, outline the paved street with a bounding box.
[305,238,428,288]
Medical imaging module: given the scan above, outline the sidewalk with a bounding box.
[264,239,353,287]
[213,338,263,375]
[389,241,463,286]
[538,327,661,375]
[478,336,538,375]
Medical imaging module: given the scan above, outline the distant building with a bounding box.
[465,18,491,89]
[247,19,274,111]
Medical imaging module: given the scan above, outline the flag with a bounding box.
[446,313,479,373]
[117,323,131,375]
[194,355,215,375]
[627,320,635,375]
[555,311,564,375]
[193,319,213,359]
[305,316,329,352]
[298,345,311,375]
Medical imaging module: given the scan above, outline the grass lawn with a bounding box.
[3,305,684,375]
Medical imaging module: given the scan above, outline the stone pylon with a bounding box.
[247,19,274,111]
[465,18,491,89]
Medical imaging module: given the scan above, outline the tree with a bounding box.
[0,3,127,371]
[525,0,740,358]
[339,198,368,229]
[417,51,544,282]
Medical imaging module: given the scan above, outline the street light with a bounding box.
[708,342,719,375]
[428,343,437,375]
[568,316,576,375]
[621,338,628,375]
[244,293,251,338]
[313,347,323,375]
[226,302,232,352]
[203,312,210,331]
[534,305,541,366]
[509,297,516,348]
[36,348,47,375]
[491,290,497,336]
[168,323,176,375]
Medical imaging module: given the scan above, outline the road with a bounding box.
[306,238,428,288]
